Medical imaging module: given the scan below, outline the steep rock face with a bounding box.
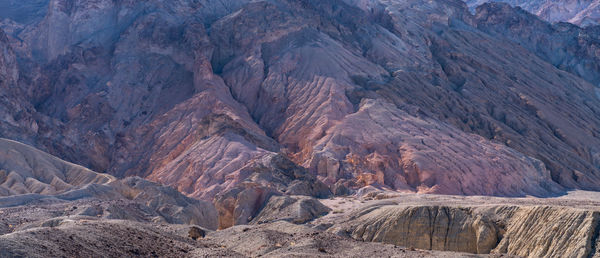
[209,0,566,196]
[466,0,600,26]
[332,201,600,257]
[357,0,600,191]
[337,205,499,254]
[0,0,49,25]
[494,206,600,257]
[0,29,47,147]
[0,0,257,174]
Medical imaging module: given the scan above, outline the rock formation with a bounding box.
[1,0,600,257]
[0,0,600,232]
[0,139,218,229]
[326,193,600,257]
[0,138,114,196]
[338,205,499,254]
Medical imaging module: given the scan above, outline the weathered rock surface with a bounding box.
[0,139,218,229]
[1,0,600,212]
[202,221,481,257]
[337,205,499,254]
[0,138,114,196]
[494,206,600,257]
[324,193,600,257]
[213,154,331,229]
[466,0,600,26]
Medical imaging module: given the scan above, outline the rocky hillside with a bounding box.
[0,139,217,229]
[1,0,600,202]
[466,0,600,26]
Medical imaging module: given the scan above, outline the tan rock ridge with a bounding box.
[325,193,600,257]
[0,138,218,230]
[0,138,114,196]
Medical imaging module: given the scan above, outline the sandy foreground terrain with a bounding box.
[0,189,598,257]
[0,196,498,258]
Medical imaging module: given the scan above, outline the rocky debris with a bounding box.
[466,0,600,26]
[251,195,331,225]
[213,154,331,229]
[0,219,201,258]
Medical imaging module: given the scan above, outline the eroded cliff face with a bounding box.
[0,0,600,204]
[328,197,600,257]
[340,205,499,254]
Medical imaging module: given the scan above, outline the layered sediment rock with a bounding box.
[339,205,499,254]
[330,196,600,257]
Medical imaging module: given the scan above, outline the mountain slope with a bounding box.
[0,0,599,200]
[466,0,600,26]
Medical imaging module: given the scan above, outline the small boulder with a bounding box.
[188,226,206,240]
